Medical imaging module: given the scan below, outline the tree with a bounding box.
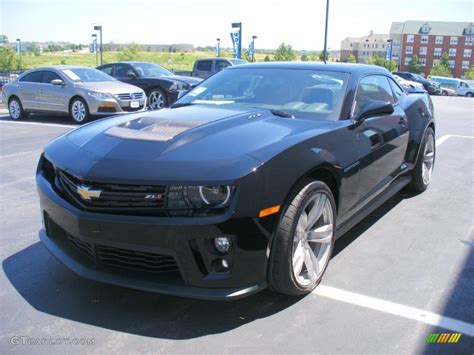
[29,42,41,56]
[367,54,385,66]
[347,53,356,63]
[439,52,449,67]
[465,66,474,80]
[0,46,16,71]
[319,50,329,61]
[384,59,397,72]
[300,53,309,61]
[0,34,8,44]
[117,43,142,61]
[264,55,271,62]
[408,55,422,74]
[274,43,297,61]
[430,52,452,77]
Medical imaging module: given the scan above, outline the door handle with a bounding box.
[399,117,407,127]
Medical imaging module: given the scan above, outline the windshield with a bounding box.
[130,62,172,77]
[61,68,114,82]
[175,68,349,120]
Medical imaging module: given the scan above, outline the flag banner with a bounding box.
[16,41,21,54]
[215,41,220,57]
[92,39,97,54]
[385,42,392,60]
[230,31,240,59]
[248,40,254,58]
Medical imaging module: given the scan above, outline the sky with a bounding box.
[1,0,473,51]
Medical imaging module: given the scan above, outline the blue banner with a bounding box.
[230,31,240,59]
[215,41,220,57]
[92,39,97,53]
[16,41,21,54]
[248,39,254,59]
[385,42,392,60]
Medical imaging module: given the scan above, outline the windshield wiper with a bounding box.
[269,109,295,119]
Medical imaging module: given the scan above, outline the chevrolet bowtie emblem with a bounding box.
[76,185,102,201]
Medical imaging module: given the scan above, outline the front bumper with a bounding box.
[86,96,147,115]
[37,174,269,300]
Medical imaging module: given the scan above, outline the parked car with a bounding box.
[37,63,435,299]
[97,62,202,110]
[393,72,441,95]
[3,66,146,123]
[440,86,457,96]
[191,58,247,79]
[392,74,425,91]
[429,76,474,97]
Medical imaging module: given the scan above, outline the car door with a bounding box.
[193,60,213,79]
[458,81,469,95]
[114,63,137,85]
[354,75,410,204]
[39,70,69,113]
[17,70,44,110]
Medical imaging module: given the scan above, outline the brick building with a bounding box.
[390,21,474,78]
[340,31,390,63]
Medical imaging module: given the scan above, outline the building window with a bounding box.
[392,51,399,59]
[382,44,385,48]
[420,23,431,34]
[420,47,427,55]
[393,40,400,48]
[434,48,442,56]
[448,60,455,69]
[435,36,443,45]
[407,35,414,43]
[464,49,472,57]
[465,25,474,35]
[404,57,412,66]
[419,58,426,67]
[462,61,470,69]
[421,35,429,44]
[465,37,473,46]
[450,36,458,45]
[449,48,457,57]
[433,59,440,66]
[405,46,413,54]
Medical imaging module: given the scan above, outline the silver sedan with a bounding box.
[3,65,147,124]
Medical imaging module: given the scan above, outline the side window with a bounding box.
[196,60,212,72]
[388,77,404,102]
[99,65,113,76]
[42,71,62,84]
[115,64,134,77]
[354,75,395,115]
[19,71,43,83]
[216,60,231,72]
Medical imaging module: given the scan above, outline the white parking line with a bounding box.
[0,120,74,129]
[437,134,474,147]
[313,285,474,336]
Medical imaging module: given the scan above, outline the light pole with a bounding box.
[91,34,98,66]
[322,0,329,64]
[251,35,257,62]
[387,39,393,60]
[231,22,242,59]
[16,38,21,69]
[216,38,221,57]
[94,25,103,65]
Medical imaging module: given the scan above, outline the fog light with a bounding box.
[221,259,229,269]
[214,237,231,253]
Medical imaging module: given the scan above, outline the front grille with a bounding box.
[121,105,144,112]
[46,215,180,275]
[115,92,144,100]
[57,170,167,212]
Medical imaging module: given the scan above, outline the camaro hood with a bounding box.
[157,74,202,86]
[75,80,144,94]
[46,105,333,183]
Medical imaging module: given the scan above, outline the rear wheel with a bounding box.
[69,97,90,124]
[466,92,473,97]
[269,180,336,296]
[148,88,168,110]
[407,127,435,193]
[8,97,27,120]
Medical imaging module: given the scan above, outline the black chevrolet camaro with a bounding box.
[36,62,435,300]
[96,61,202,110]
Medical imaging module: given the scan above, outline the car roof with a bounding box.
[228,61,390,74]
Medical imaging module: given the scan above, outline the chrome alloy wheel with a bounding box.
[71,100,86,122]
[422,133,435,186]
[292,192,334,286]
[9,100,21,119]
[148,90,165,110]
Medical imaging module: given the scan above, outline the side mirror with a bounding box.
[354,100,394,122]
[51,79,65,86]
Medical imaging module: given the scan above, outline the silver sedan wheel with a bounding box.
[9,100,21,119]
[292,192,334,286]
[422,133,435,185]
[71,100,86,122]
[148,90,165,110]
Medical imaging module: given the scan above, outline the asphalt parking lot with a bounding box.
[0,96,473,354]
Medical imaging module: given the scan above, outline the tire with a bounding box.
[147,88,168,110]
[8,96,27,120]
[466,92,473,98]
[269,180,336,296]
[406,127,435,193]
[69,97,90,124]
[442,90,447,96]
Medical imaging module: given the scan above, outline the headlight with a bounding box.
[169,82,188,91]
[87,91,113,99]
[167,185,234,210]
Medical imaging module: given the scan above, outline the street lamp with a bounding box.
[91,34,98,66]
[231,22,242,59]
[93,25,103,65]
[216,38,221,57]
[251,35,258,62]
[16,38,21,69]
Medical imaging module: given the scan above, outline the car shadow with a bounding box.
[2,191,413,339]
[0,113,104,126]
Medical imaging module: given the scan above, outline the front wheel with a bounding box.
[407,127,435,193]
[69,98,90,124]
[147,88,168,110]
[9,97,27,120]
[269,180,336,296]
[466,92,473,98]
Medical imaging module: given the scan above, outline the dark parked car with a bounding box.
[393,72,441,95]
[37,63,435,300]
[97,62,202,110]
[191,58,247,79]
